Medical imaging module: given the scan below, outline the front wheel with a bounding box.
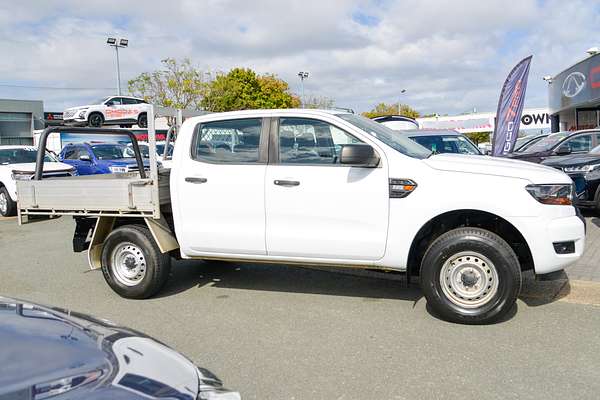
[420,227,521,324]
[137,113,148,128]
[101,224,171,299]
[88,113,104,127]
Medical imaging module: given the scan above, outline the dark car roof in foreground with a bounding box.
[0,296,237,400]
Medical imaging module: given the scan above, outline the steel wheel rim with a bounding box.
[0,192,7,214]
[439,251,499,308]
[111,242,147,287]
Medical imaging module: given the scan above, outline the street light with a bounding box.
[298,71,309,108]
[106,37,129,95]
[586,47,600,56]
[398,88,406,115]
[542,75,553,84]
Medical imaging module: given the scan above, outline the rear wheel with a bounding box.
[101,224,171,299]
[0,187,16,217]
[88,112,104,127]
[420,227,521,324]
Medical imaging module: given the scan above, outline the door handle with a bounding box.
[274,179,300,187]
[185,177,207,184]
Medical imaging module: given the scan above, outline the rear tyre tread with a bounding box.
[0,187,16,217]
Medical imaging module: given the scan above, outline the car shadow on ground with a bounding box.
[158,259,423,303]
[519,270,571,307]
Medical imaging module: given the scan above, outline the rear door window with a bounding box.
[192,118,263,163]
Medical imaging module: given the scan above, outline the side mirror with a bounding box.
[340,144,380,167]
[79,155,92,162]
[555,145,571,156]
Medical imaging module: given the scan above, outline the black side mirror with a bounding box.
[79,155,92,162]
[340,144,380,167]
[555,145,571,156]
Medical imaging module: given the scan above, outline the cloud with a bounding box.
[0,0,599,114]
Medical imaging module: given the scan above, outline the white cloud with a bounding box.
[1,0,599,114]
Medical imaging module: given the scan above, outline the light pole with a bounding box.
[398,88,406,115]
[298,71,309,108]
[107,37,128,95]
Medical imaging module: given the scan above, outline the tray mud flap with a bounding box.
[87,217,116,270]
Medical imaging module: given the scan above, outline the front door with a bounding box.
[175,117,268,256]
[265,117,389,260]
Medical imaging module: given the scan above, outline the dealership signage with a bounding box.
[549,53,600,114]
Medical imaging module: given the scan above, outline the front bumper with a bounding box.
[63,117,88,126]
[511,212,586,275]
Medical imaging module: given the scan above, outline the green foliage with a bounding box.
[128,58,207,109]
[201,68,300,112]
[465,131,491,144]
[362,102,420,119]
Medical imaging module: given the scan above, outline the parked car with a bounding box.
[0,145,75,217]
[398,129,482,155]
[542,144,600,211]
[505,129,600,163]
[63,96,151,128]
[0,296,240,400]
[513,134,548,153]
[371,115,420,130]
[128,141,175,168]
[59,142,152,175]
[19,110,585,324]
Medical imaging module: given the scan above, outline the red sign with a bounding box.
[591,65,600,89]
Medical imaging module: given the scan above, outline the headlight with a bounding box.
[526,184,573,206]
[109,166,129,173]
[78,110,87,118]
[563,164,599,173]
[196,367,241,400]
[34,369,103,399]
[11,171,33,180]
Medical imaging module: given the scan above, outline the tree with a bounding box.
[465,132,491,144]
[362,102,420,119]
[128,58,207,109]
[201,68,300,112]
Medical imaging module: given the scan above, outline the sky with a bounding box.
[1,0,600,115]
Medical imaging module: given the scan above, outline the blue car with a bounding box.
[59,142,152,175]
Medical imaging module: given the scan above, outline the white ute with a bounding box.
[63,95,151,128]
[17,109,585,324]
[0,146,75,217]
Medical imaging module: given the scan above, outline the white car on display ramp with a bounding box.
[63,95,152,128]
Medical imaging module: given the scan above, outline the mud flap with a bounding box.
[145,214,179,253]
[87,217,116,270]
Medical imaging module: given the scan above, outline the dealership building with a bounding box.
[548,51,600,132]
[0,99,45,145]
[416,107,550,135]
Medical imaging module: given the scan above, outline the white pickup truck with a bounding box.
[17,109,585,324]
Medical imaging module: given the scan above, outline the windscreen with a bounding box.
[521,132,568,153]
[0,148,55,164]
[338,114,431,159]
[91,144,132,160]
[410,134,481,155]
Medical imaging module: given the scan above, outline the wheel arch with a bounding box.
[407,209,534,277]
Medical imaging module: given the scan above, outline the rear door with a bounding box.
[175,117,269,256]
[264,117,389,260]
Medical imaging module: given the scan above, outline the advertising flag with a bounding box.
[492,56,533,156]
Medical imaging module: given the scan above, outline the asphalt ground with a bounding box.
[1,215,600,400]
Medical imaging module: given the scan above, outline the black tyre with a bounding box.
[0,186,17,217]
[138,113,148,128]
[420,227,521,324]
[88,112,104,127]
[101,224,171,299]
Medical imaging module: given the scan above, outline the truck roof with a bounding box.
[184,108,351,125]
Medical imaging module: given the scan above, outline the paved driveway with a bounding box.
[1,215,600,399]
